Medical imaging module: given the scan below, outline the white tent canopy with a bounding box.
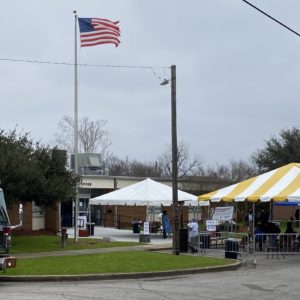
[89,178,205,206]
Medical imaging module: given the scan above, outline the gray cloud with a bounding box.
[0,0,299,166]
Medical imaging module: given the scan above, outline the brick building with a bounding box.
[7,175,229,233]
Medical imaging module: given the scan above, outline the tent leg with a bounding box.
[89,203,91,224]
[235,202,237,233]
[270,200,273,221]
[252,202,255,241]
[115,206,118,229]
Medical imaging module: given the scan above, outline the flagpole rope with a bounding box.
[0,57,169,70]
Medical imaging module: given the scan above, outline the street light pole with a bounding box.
[170,65,180,255]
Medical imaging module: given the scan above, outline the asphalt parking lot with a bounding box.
[2,227,300,299]
[1,254,300,299]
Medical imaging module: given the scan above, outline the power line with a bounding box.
[241,0,300,38]
[0,57,169,70]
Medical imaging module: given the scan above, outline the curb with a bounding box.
[0,260,241,282]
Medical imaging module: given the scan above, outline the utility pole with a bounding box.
[171,65,180,255]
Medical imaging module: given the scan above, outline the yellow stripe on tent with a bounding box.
[199,183,239,201]
[273,173,300,201]
[222,176,258,202]
[198,190,218,201]
[247,163,296,201]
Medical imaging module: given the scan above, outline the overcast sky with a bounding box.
[1,0,300,167]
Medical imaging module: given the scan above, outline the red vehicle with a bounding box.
[0,188,22,271]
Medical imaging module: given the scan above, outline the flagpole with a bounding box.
[73,10,79,242]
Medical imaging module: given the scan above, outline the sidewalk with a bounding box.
[67,226,173,245]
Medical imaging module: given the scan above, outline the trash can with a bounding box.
[199,233,210,249]
[87,223,95,236]
[179,228,189,252]
[225,239,239,259]
[61,228,68,247]
[132,221,141,233]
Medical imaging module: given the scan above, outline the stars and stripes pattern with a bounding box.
[78,18,120,47]
[198,163,300,203]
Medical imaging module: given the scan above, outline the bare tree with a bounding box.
[129,160,163,177]
[106,155,163,177]
[54,116,111,156]
[106,155,130,176]
[158,142,204,178]
[204,159,258,183]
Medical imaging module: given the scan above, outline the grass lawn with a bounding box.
[9,235,139,254]
[2,235,235,276]
[3,251,232,276]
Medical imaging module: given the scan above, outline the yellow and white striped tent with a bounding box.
[198,162,300,203]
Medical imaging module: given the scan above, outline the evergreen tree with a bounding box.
[0,129,78,206]
[252,127,300,172]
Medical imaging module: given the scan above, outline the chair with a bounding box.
[266,235,284,259]
[291,238,300,252]
[239,235,249,253]
[150,222,161,236]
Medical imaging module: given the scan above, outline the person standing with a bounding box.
[285,218,295,234]
[260,209,269,226]
[188,219,199,252]
[245,210,253,233]
[284,217,296,249]
[161,210,171,239]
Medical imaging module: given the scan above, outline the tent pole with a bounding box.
[252,202,255,241]
[235,202,237,233]
[298,204,300,228]
[88,202,91,225]
[270,200,273,221]
[115,206,118,229]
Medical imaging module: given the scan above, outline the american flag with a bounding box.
[78,18,120,47]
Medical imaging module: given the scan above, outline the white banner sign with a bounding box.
[206,225,216,232]
[212,206,234,221]
[143,222,150,235]
[206,219,219,232]
[206,219,219,226]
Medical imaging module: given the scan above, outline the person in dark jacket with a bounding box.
[264,222,281,249]
[285,218,295,234]
[260,209,269,226]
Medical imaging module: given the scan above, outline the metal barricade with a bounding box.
[195,232,300,264]
[196,231,250,262]
[253,233,300,262]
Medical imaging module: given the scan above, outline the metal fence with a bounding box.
[195,231,250,262]
[253,233,300,262]
[195,232,300,264]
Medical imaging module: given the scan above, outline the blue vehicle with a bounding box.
[0,188,22,271]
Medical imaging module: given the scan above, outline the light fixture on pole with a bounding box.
[160,79,170,86]
[161,65,180,255]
